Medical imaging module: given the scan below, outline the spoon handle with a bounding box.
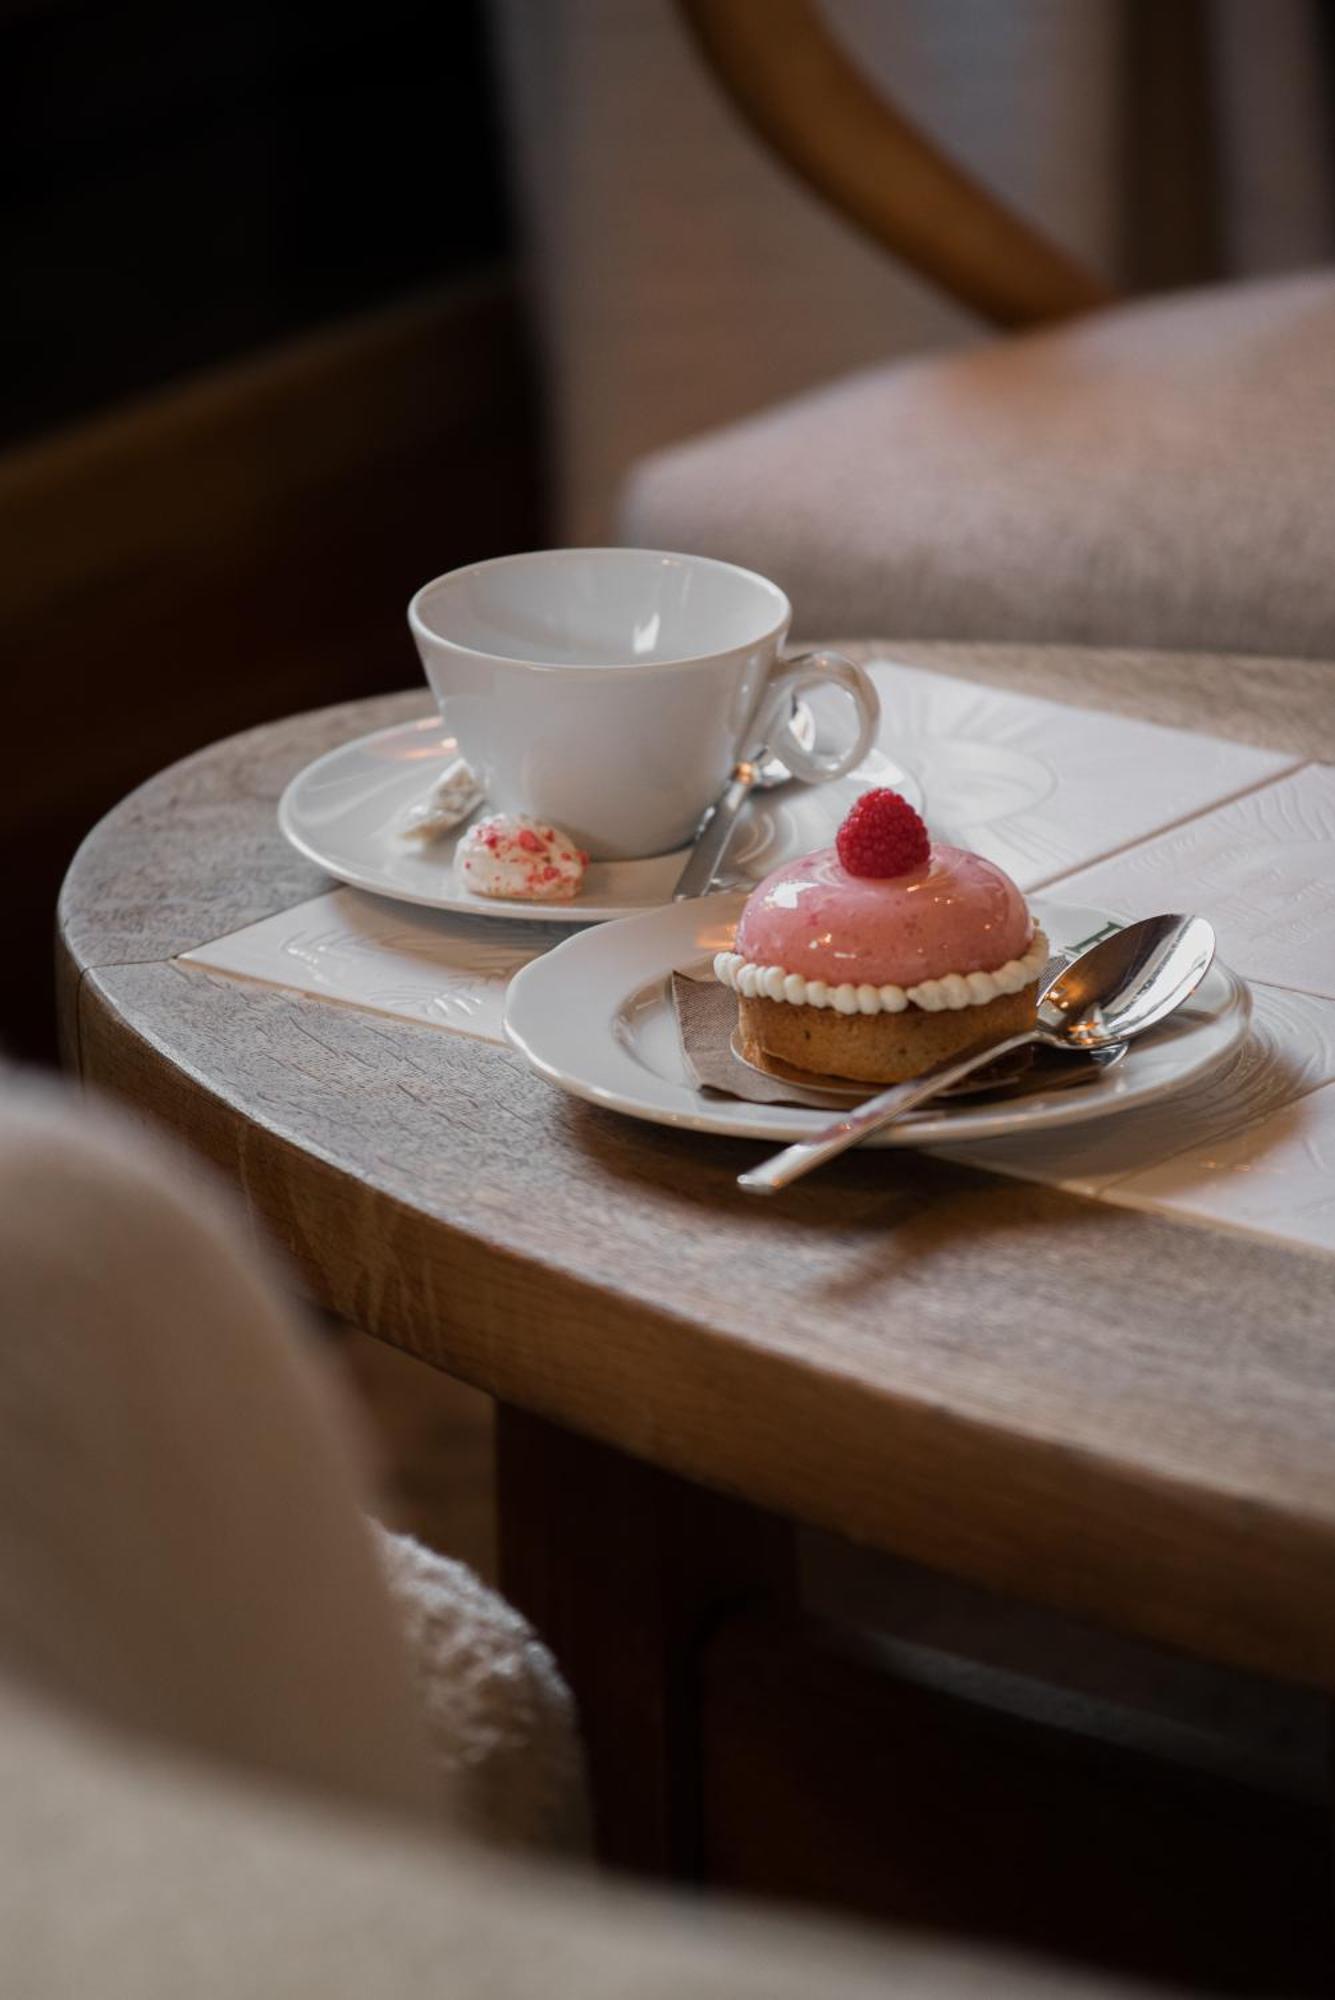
[737,1029,1041,1195]
[672,767,757,901]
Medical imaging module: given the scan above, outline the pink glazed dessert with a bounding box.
[713,790,1048,1084]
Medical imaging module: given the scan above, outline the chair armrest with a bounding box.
[677,0,1116,328]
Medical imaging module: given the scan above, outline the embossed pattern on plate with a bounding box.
[941,982,1335,1193]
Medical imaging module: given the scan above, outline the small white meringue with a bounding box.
[456,815,587,903]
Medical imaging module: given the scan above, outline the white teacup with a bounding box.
[407,548,879,860]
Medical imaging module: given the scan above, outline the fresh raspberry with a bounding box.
[835,789,931,878]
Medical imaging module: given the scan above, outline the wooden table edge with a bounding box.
[67,949,1335,1695]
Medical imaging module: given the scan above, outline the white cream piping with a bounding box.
[713,930,1048,1015]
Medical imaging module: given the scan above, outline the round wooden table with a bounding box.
[59,639,1335,1882]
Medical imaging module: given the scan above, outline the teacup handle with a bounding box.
[749,649,880,783]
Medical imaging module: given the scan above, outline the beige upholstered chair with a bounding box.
[0,1069,1182,1997]
[617,0,1335,659]
[0,1069,587,1850]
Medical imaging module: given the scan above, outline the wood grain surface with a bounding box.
[58,643,1335,1693]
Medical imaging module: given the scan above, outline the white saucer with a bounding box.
[277,715,922,924]
[502,893,1251,1149]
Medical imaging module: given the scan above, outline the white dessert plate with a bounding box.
[277,715,922,924]
[503,893,1251,1148]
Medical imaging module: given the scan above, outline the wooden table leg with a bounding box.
[495,1402,797,1879]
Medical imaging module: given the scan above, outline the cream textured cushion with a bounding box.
[0,1072,586,1849]
[0,1076,1169,1997]
[621,271,1335,659]
[375,1528,588,1852]
[0,1671,1167,2000]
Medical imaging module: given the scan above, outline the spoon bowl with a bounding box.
[737,912,1217,1194]
[1039,913,1217,1048]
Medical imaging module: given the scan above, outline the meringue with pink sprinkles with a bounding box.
[456,813,588,903]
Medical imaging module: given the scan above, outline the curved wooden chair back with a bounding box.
[676,0,1117,328]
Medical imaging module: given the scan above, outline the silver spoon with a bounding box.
[672,705,815,901]
[736,912,1216,1195]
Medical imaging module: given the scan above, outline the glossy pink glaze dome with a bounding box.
[735,842,1033,988]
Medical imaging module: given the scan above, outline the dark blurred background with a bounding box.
[6,1,513,443]
[5,0,541,1062]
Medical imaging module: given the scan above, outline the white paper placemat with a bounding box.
[180,663,1332,1258]
[1100,1078,1335,1256]
[1050,762,1335,997]
[181,887,566,1041]
[868,660,1299,890]
[941,982,1335,1255]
